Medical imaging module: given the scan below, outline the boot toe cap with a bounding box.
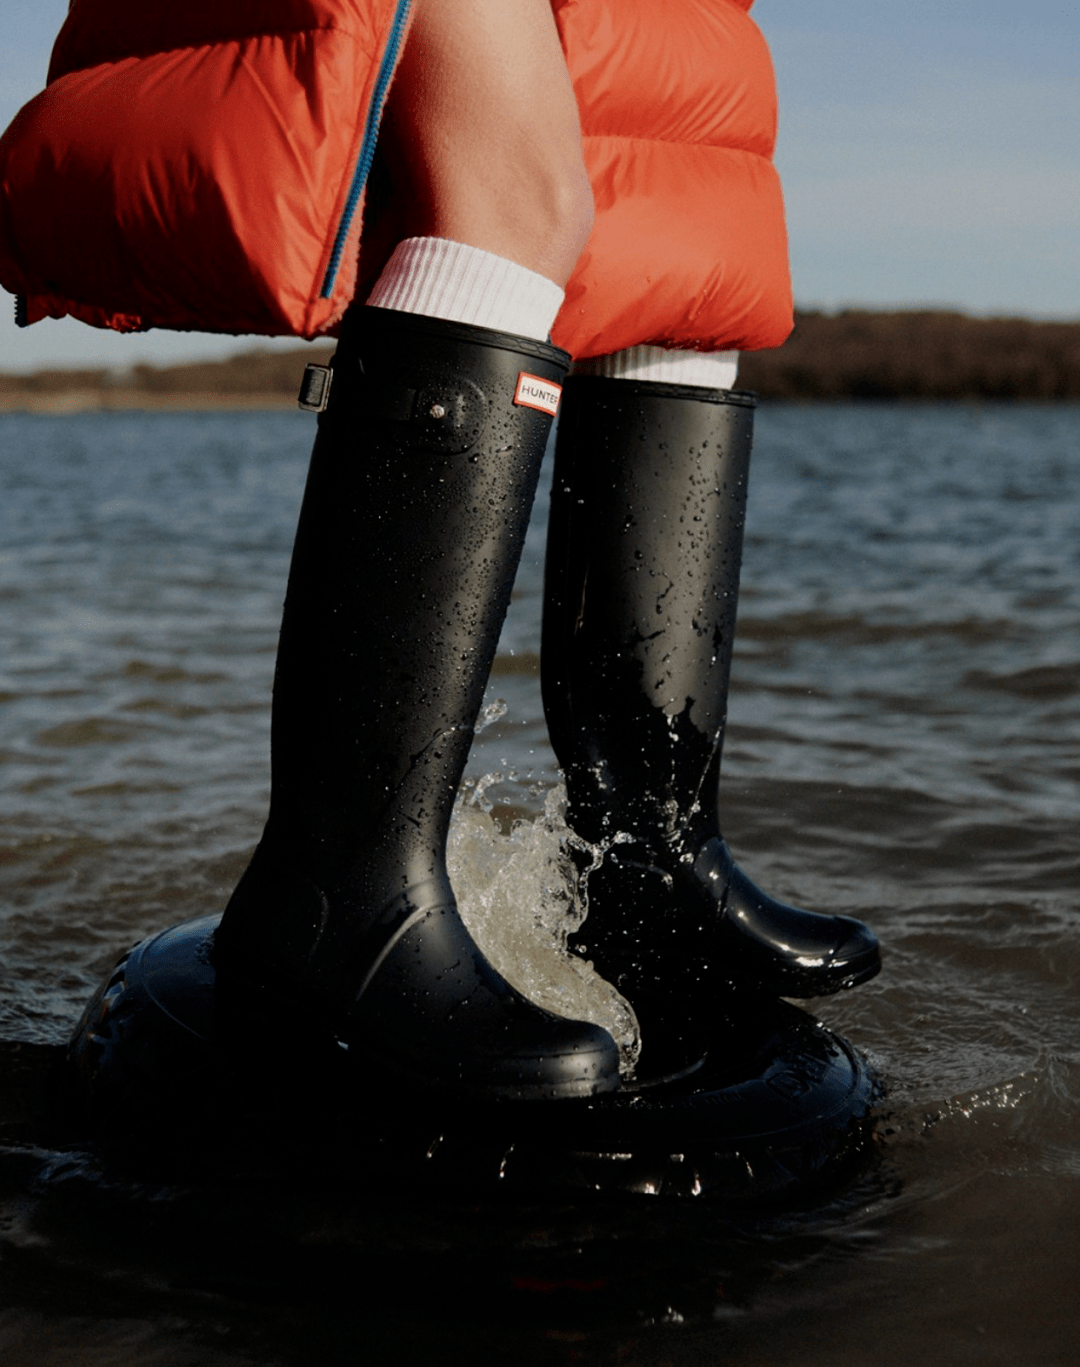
[348,916,622,1101]
[826,916,882,988]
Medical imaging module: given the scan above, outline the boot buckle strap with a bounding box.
[298,363,333,412]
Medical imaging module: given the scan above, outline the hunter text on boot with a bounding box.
[514,373,562,416]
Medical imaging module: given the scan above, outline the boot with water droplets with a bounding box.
[215,308,619,1101]
[542,376,880,1077]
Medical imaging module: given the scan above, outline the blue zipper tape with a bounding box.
[320,0,414,300]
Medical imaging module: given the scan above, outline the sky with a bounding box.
[0,0,1076,373]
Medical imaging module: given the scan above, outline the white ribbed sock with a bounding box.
[573,344,740,391]
[364,237,565,342]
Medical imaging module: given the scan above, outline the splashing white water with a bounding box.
[448,777,641,1074]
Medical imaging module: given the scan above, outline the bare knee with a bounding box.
[519,163,595,288]
[382,0,593,287]
[458,150,593,287]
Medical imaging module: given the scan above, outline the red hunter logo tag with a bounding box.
[513,372,562,416]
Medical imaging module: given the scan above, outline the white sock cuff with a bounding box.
[573,345,740,391]
[364,238,565,343]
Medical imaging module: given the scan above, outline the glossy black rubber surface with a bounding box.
[69,915,880,1202]
[542,377,881,1068]
[215,309,618,1100]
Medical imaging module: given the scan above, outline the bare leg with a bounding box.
[381,0,593,286]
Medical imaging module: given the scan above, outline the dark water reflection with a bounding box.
[1,404,1078,1365]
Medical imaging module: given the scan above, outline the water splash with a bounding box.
[473,697,508,735]
[448,778,641,1073]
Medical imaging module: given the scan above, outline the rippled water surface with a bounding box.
[1,403,1078,1365]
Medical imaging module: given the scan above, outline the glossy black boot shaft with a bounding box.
[542,377,879,1072]
[217,309,618,1101]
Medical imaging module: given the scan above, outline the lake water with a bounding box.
[1,402,1078,1365]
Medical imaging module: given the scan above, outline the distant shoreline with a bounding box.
[0,391,299,414]
[2,310,1078,408]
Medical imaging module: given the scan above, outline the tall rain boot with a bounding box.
[215,308,619,1102]
[542,377,880,1075]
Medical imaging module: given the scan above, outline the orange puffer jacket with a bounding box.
[0,0,792,357]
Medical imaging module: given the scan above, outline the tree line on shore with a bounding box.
[739,310,1080,399]
[3,310,1079,402]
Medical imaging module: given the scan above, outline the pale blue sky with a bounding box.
[1,0,1077,372]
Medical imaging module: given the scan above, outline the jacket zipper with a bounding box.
[320,0,414,299]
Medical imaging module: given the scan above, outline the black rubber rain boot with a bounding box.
[215,308,619,1102]
[542,377,880,1075]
